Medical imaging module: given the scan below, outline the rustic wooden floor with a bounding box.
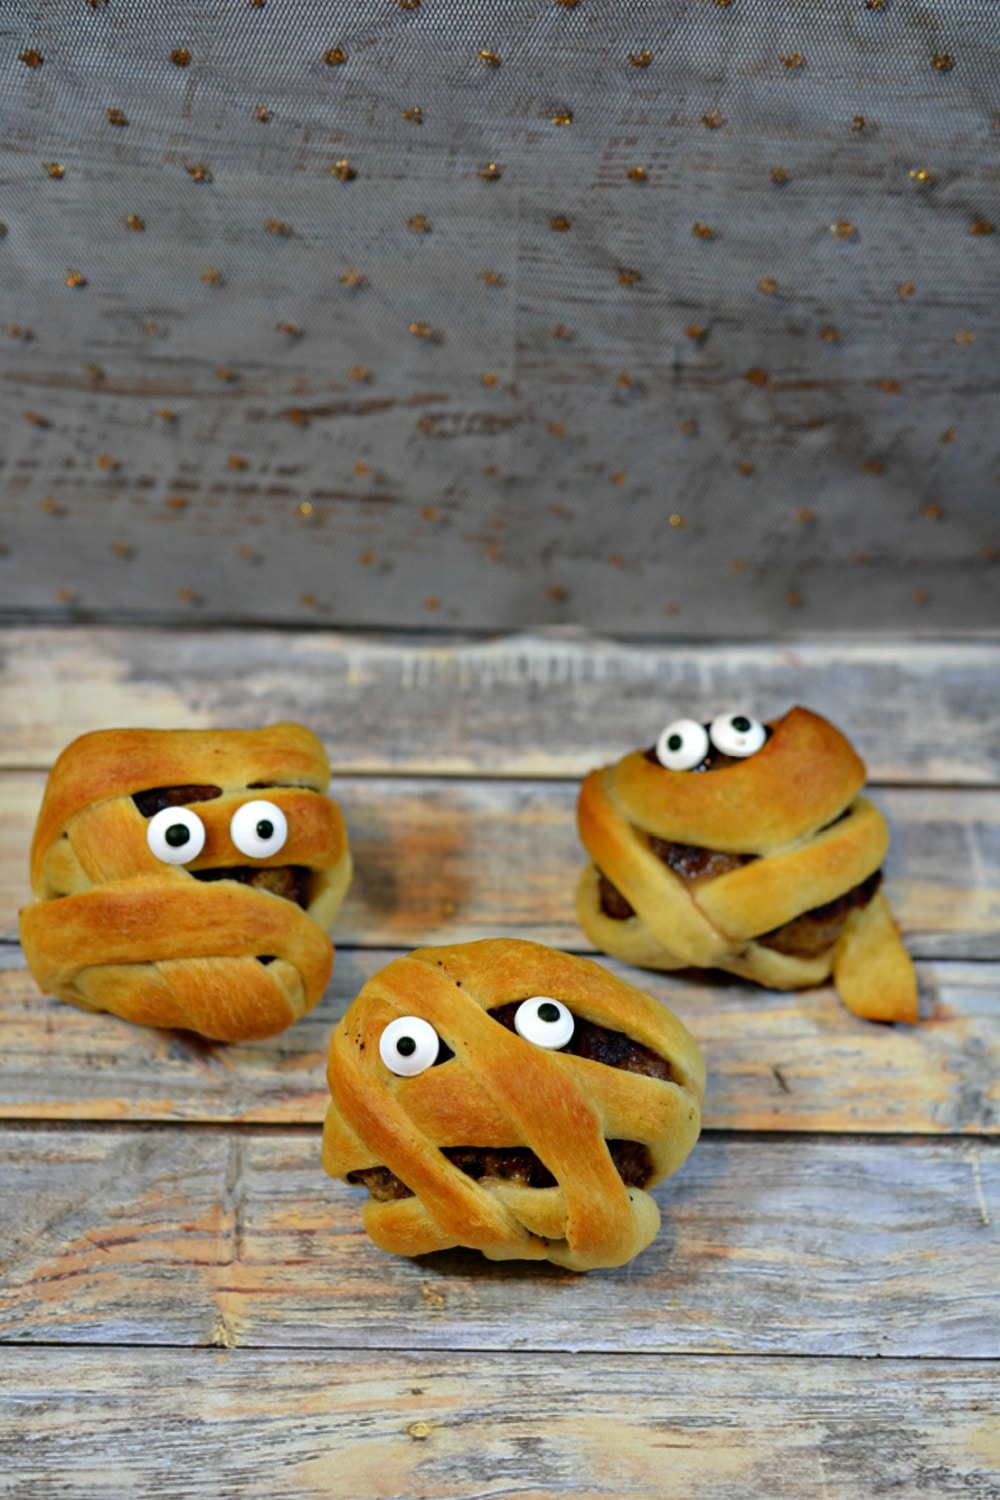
[0,628,997,1498]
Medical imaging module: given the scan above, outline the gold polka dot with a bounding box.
[610,473,627,487]
[19,50,44,67]
[340,269,365,287]
[684,324,705,341]
[851,116,867,131]
[106,108,129,127]
[125,213,145,231]
[256,104,272,122]
[669,513,686,528]
[331,161,356,180]
[65,269,87,288]
[897,280,916,299]
[44,163,65,179]
[324,48,346,66]
[971,220,995,235]
[187,164,212,182]
[169,48,191,67]
[618,268,642,286]
[626,166,647,181]
[478,163,503,180]
[692,223,715,239]
[297,502,314,517]
[481,373,498,387]
[550,215,571,231]
[402,106,423,124]
[201,267,223,285]
[265,218,291,235]
[770,166,789,183]
[627,51,652,67]
[830,221,856,240]
[409,322,433,338]
[930,54,954,72]
[779,52,804,69]
[478,50,501,67]
[954,331,976,345]
[407,215,431,233]
[552,110,573,126]
[701,110,724,129]
[758,278,778,295]
[909,167,935,185]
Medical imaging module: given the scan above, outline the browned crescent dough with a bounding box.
[323,939,705,1272]
[19,723,351,1041]
[575,707,918,1024]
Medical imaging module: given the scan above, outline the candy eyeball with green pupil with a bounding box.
[379,1015,442,1076]
[147,805,207,865]
[514,996,575,1048]
[709,712,767,758]
[230,799,288,858]
[655,718,709,771]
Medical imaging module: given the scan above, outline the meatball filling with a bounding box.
[190,863,311,909]
[133,785,222,816]
[598,847,883,960]
[757,869,882,957]
[348,1138,655,1203]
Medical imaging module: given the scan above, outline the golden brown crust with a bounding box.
[19,724,351,1041]
[576,706,918,1022]
[322,939,705,1271]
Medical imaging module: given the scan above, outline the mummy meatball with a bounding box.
[322,939,705,1271]
[19,724,351,1041]
[576,707,918,1023]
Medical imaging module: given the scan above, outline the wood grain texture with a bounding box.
[3,628,1000,783]
[4,772,998,953]
[1,1350,997,1500]
[1,1126,996,1357]
[0,955,996,1136]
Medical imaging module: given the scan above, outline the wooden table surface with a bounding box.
[1,628,997,1498]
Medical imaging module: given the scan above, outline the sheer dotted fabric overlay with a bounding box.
[1,1,997,630]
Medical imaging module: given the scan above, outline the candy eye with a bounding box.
[514,996,575,1049]
[379,1016,442,1077]
[709,712,767,758]
[655,718,710,771]
[147,805,207,865]
[230,800,288,858]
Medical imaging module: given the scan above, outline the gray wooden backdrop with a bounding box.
[1,0,998,634]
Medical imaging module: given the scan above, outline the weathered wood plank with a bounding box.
[0,956,996,1136]
[1,1128,996,1357]
[1,1350,997,1500]
[2,773,998,955]
[2,628,999,783]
